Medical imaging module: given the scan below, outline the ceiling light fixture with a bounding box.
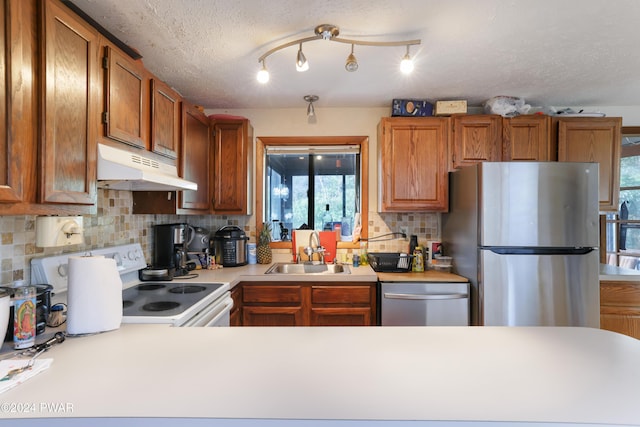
[257,59,270,83]
[304,95,319,117]
[296,43,309,72]
[400,45,414,74]
[256,24,420,83]
[345,44,358,72]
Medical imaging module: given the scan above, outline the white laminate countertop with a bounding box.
[599,263,640,281]
[0,325,638,426]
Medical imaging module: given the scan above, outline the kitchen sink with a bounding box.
[265,263,351,275]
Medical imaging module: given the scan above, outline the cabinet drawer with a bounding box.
[311,286,371,305]
[243,285,302,303]
[601,282,640,306]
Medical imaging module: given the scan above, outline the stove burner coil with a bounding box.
[136,284,167,291]
[142,301,181,312]
[169,285,206,294]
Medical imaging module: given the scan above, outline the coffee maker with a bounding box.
[153,223,189,276]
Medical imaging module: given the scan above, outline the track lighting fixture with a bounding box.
[345,44,358,72]
[400,45,414,74]
[296,43,309,72]
[304,95,319,117]
[257,59,270,83]
[256,24,420,83]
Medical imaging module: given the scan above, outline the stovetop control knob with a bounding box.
[57,263,68,278]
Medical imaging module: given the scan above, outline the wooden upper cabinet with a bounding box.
[0,0,32,204]
[502,115,553,161]
[451,114,502,169]
[103,45,148,150]
[556,117,622,211]
[378,117,449,212]
[40,0,98,205]
[151,78,180,159]
[178,102,210,212]
[211,118,253,214]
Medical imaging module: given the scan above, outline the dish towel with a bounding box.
[0,358,53,394]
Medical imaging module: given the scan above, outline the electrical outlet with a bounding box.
[399,226,409,239]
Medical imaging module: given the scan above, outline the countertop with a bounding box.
[173,260,468,289]
[599,263,640,281]
[0,325,638,426]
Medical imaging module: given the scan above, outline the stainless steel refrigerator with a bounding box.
[442,162,600,327]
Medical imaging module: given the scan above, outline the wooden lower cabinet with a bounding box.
[600,280,640,339]
[236,281,377,327]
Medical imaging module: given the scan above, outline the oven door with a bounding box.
[180,292,233,327]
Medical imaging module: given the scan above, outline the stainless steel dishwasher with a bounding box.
[380,281,469,326]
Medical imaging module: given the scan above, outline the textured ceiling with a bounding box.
[70,0,640,110]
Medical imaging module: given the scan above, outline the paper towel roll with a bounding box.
[66,255,123,335]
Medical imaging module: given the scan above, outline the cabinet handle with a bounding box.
[383,292,467,301]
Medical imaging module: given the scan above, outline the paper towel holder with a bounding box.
[36,216,84,247]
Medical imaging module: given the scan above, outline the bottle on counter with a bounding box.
[322,204,332,231]
[412,245,424,272]
[409,235,418,256]
[359,241,368,266]
[12,283,36,349]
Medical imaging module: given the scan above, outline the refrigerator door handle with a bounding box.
[384,292,468,301]
[486,247,595,255]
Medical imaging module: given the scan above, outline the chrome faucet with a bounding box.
[303,231,325,264]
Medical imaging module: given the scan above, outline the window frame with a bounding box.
[604,126,640,267]
[256,136,369,250]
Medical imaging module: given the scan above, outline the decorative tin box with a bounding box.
[434,100,467,115]
[391,99,433,117]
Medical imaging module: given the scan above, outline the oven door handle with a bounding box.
[202,297,234,327]
[383,292,467,301]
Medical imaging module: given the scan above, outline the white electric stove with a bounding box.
[30,244,232,327]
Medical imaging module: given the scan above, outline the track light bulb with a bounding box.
[304,95,319,118]
[296,44,309,72]
[400,46,414,74]
[345,44,358,72]
[257,61,270,83]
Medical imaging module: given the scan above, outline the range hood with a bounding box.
[97,143,198,192]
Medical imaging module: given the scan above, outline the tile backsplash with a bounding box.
[0,189,440,285]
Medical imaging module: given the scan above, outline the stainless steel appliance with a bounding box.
[442,162,600,327]
[380,282,469,326]
[213,226,248,267]
[31,244,233,327]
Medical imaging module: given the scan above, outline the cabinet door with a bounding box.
[178,103,210,212]
[451,115,502,169]
[230,287,242,326]
[310,285,375,326]
[310,307,372,326]
[378,117,449,212]
[211,119,252,214]
[40,0,98,205]
[557,118,621,211]
[503,115,552,161]
[0,0,32,203]
[242,306,304,326]
[103,46,148,149]
[151,78,180,159]
[600,281,640,339]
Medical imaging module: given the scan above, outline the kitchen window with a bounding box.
[605,127,640,269]
[256,136,369,249]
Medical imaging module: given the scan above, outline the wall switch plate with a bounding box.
[36,216,84,247]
